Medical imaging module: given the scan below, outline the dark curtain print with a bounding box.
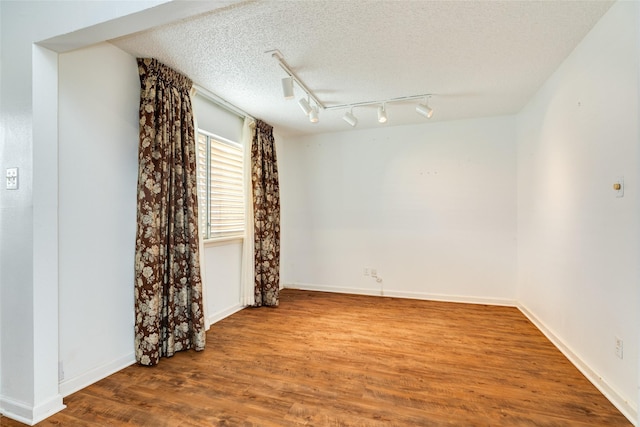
[251,120,281,307]
[134,58,205,366]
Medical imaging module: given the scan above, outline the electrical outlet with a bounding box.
[371,269,377,277]
[615,337,623,359]
[364,268,370,276]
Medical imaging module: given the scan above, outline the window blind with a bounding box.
[196,133,209,238]
[197,130,244,239]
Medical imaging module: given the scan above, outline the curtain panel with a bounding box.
[251,120,281,307]
[134,58,206,366]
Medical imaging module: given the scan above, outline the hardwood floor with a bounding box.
[2,289,631,426]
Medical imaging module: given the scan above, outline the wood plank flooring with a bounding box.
[2,289,631,426]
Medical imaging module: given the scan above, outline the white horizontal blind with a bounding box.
[197,130,244,239]
[196,133,209,238]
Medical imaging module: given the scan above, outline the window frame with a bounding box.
[197,128,245,244]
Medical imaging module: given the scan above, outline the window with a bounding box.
[197,129,244,240]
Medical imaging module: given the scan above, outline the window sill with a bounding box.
[203,236,244,247]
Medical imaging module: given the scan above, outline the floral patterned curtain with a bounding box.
[251,120,281,307]
[134,58,205,366]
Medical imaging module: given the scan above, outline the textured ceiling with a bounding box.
[110,0,613,137]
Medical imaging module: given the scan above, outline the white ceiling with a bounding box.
[110,0,613,137]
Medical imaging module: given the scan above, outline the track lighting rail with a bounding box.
[266,49,325,110]
[324,93,432,111]
[268,49,435,126]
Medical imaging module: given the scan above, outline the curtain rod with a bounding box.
[193,84,254,121]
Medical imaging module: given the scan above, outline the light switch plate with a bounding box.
[614,176,624,198]
[6,167,18,190]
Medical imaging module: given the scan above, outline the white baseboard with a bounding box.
[59,352,135,397]
[285,283,382,297]
[518,303,637,426]
[57,305,244,400]
[1,393,65,426]
[207,303,245,327]
[284,283,516,307]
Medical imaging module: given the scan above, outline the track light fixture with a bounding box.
[416,96,434,118]
[309,105,319,123]
[343,109,358,127]
[377,104,388,124]
[298,96,312,116]
[281,77,294,99]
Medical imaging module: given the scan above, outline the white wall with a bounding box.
[203,241,243,324]
[516,1,638,420]
[0,0,3,408]
[280,115,517,304]
[58,42,139,396]
[193,94,243,142]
